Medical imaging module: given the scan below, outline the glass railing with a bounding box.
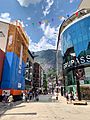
[60,9,90,35]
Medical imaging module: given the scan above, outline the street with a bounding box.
[0,96,90,120]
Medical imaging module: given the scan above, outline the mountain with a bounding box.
[34,49,63,73]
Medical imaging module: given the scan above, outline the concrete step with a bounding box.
[73,100,87,105]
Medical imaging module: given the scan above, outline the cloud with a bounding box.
[0,12,11,22]
[27,17,31,20]
[40,22,46,31]
[29,36,55,52]
[58,16,65,21]
[70,0,74,3]
[40,22,59,40]
[26,24,28,27]
[17,20,25,27]
[17,0,42,7]
[43,0,54,16]
[29,24,60,52]
[40,23,61,50]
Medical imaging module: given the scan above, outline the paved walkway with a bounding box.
[0,95,90,120]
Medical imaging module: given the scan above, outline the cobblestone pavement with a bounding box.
[0,96,90,120]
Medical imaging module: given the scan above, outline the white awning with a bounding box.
[79,0,90,10]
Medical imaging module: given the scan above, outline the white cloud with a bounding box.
[70,0,74,3]
[29,24,60,52]
[60,16,65,21]
[40,22,46,31]
[0,12,11,22]
[26,24,28,27]
[44,24,56,39]
[27,17,31,20]
[40,23,59,40]
[17,0,42,7]
[17,20,25,27]
[58,16,66,21]
[29,36,55,52]
[43,0,54,16]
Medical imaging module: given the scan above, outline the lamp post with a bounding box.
[56,50,59,100]
[75,69,81,101]
[70,53,81,101]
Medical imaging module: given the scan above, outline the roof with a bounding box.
[57,8,90,50]
[57,0,90,50]
[0,19,10,24]
[79,0,90,10]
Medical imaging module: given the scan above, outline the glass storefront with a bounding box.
[61,16,90,58]
[61,15,90,97]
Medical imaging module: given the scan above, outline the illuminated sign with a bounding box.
[63,55,90,69]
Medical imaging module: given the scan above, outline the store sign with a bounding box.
[80,80,84,85]
[2,90,10,96]
[18,83,21,88]
[64,55,90,69]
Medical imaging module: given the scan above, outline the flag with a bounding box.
[67,14,69,17]
[39,21,41,25]
[32,23,34,26]
[75,12,78,17]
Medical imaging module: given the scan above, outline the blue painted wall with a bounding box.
[1,52,25,90]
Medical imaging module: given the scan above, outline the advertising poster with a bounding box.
[75,68,85,84]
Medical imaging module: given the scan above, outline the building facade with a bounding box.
[33,62,44,91]
[0,20,29,100]
[25,50,34,90]
[58,9,90,99]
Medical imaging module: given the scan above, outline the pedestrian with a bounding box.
[7,94,13,106]
[74,92,78,101]
[2,91,8,105]
[25,92,28,102]
[70,91,74,103]
[21,91,25,102]
[35,90,39,102]
[32,91,35,99]
[29,90,32,101]
[65,92,69,104]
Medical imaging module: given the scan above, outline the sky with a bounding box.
[0,0,81,52]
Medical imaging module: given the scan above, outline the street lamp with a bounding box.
[75,69,81,101]
[56,50,59,100]
[70,53,81,101]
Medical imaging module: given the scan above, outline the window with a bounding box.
[0,31,5,37]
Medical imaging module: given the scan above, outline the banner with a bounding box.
[18,44,23,74]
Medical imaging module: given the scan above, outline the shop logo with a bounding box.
[63,55,90,69]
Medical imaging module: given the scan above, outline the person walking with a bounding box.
[35,90,39,102]
[2,91,8,105]
[74,92,78,101]
[70,91,74,103]
[65,92,69,104]
[25,92,28,102]
[29,90,33,101]
[8,94,13,106]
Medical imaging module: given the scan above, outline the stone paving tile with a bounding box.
[0,96,90,120]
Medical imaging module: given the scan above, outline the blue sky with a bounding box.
[0,0,81,51]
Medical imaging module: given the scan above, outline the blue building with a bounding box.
[57,9,90,99]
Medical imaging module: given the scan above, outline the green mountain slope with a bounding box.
[34,49,63,73]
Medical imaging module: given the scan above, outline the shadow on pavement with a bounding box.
[2,112,37,116]
[0,101,23,117]
[12,105,26,108]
